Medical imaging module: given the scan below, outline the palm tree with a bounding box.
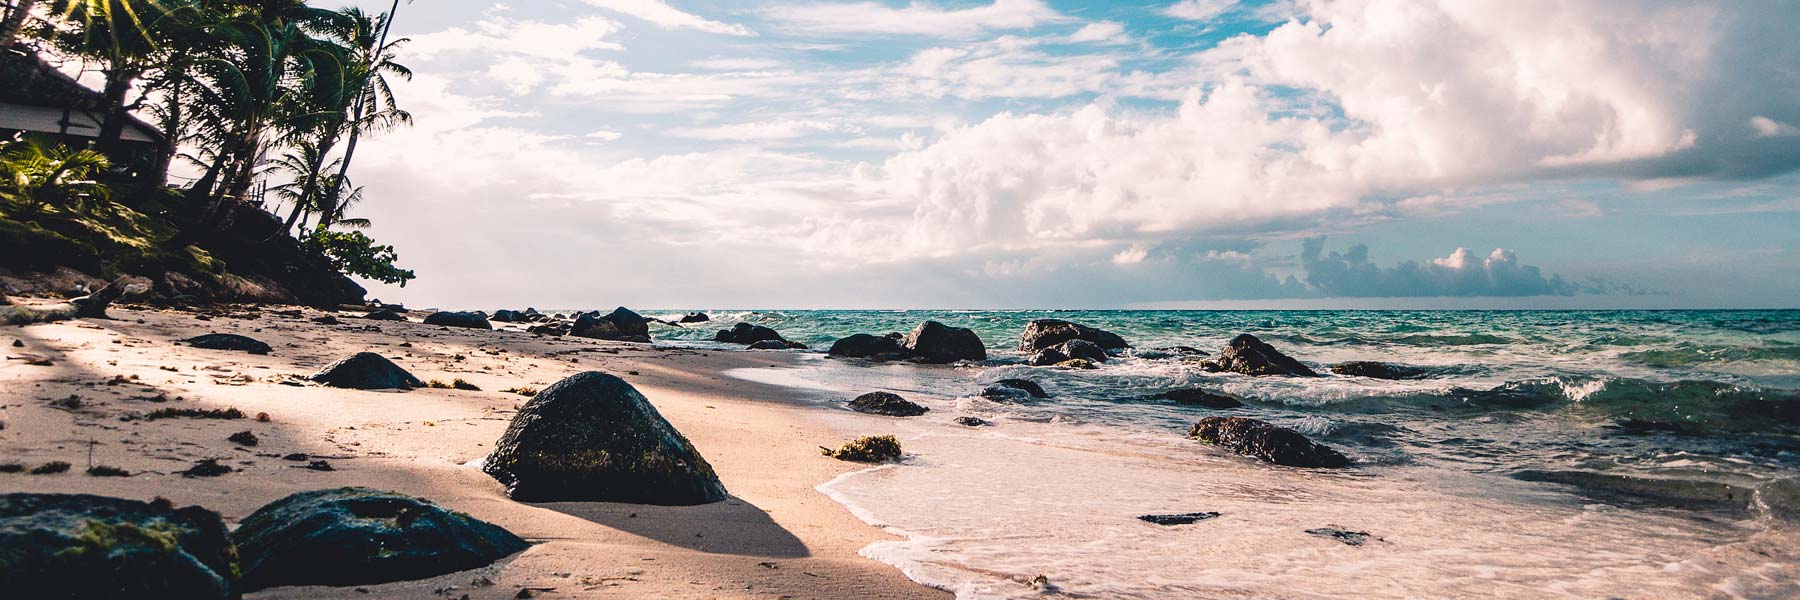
[0,135,112,213]
[320,0,408,215]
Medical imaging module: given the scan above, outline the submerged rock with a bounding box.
[1019,319,1131,353]
[1202,334,1318,377]
[1188,417,1350,468]
[980,378,1050,402]
[423,311,492,330]
[827,333,905,359]
[902,321,987,364]
[1138,512,1220,526]
[0,493,237,599]
[571,307,651,342]
[1055,358,1098,370]
[848,391,929,417]
[955,416,992,427]
[233,488,529,592]
[747,339,792,350]
[1330,361,1430,380]
[183,333,272,355]
[1512,469,1755,510]
[715,323,788,345]
[1146,388,1244,409]
[483,372,728,505]
[1028,339,1108,366]
[309,352,423,390]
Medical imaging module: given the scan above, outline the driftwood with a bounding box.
[0,277,131,325]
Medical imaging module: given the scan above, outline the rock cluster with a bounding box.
[826,321,986,364]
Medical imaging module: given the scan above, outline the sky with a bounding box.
[310,0,1800,309]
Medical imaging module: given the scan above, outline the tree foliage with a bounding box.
[300,227,414,287]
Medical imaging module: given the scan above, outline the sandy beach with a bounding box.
[0,304,949,599]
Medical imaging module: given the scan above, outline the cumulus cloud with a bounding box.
[583,0,754,36]
[762,0,1071,37]
[1300,238,1574,297]
[1164,0,1238,22]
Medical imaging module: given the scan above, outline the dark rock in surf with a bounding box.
[1201,334,1317,377]
[1330,361,1429,380]
[747,340,792,350]
[1147,388,1244,409]
[715,323,788,345]
[183,333,272,355]
[1187,417,1350,468]
[1019,319,1130,353]
[0,493,237,599]
[309,352,423,390]
[483,372,728,505]
[980,378,1049,401]
[363,308,406,321]
[1138,512,1220,526]
[955,416,992,427]
[679,312,711,323]
[902,321,987,364]
[232,488,528,592]
[828,333,905,359]
[1137,346,1209,360]
[1028,339,1107,366]
[848,392,929,417]
[423,311,492,330]
[572,307,651,342]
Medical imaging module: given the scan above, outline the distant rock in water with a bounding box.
[747,339,792,350]
[902,320,987,364]
[1138,512,1220,526]
[1330,361,1430,380]
[1147,388,1244,409]
[0,493,237,599]
[483,372,728,505]
[679,312,711,323]
[232,488,529,592]
[1201,334,1318,376]
[1512,469,1755,510]
[1028,338,1108,366]
[1019,319,1130,352]
[715,322,788,345]
[310,352,423,390]
[848,392,929,417]
[1188,417,1350,468]
[955,416,992,427]
[363,308,406,321]
[572,307,651,342]
[183,333,272,355]
[980,378,1049,402]
[828,333,905,359]
[423,311,492,330]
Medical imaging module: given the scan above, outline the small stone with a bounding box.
[1305,527,1373,546]
[1138,512,1220,526]
[954,416,992,427]
[228,430,259,446]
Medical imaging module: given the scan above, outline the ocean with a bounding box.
[643,310,1800,598]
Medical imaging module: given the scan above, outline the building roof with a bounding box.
[0,46,163,144]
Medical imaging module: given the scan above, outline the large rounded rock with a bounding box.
[1330,361,1430,380]
[0,493,237,599]
[902,321,987,364]
[827,333,905,359]
[423,311,492,330]
[848,392,929,417]
[309,352,423,390]
[363,309,406,321]
[1027,338,1108,366]
[483,372,728,505]
[1019,319,1130,352]
[183,333,272,355]
[1202,334,1318,376]
[984,378,1049,399]
[491,309,526,323]
[232,488,529,592]
[715,323,787,345]
[569,308,651,342]
[1188,417,1350,467]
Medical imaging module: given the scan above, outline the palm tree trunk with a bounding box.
[323,0,400,206]
[0,0,39,47]
[96,68,138,155]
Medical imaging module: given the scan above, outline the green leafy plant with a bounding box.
[0,136,113,213]
[301,227,416,286]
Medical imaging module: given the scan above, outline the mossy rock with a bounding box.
[482,372,728,505]
[232,488,529,592]
[0,493,238,599]
[821,435,903,462]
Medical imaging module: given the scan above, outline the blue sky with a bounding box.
[311,0,1800,309]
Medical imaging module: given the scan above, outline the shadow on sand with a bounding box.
[534,494,810,558]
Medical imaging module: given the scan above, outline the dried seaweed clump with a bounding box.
[820,435,903,463]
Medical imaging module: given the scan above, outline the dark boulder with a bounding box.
[571,307,651,342]
[848,392,929,417]
[232,488,529,592]
[491,309,525,323]
[1027,339,1107,366]
[1147,388,1244,409]
[527,322,570,336]
[183,333,272,355]
[715,323,787,345]
[309,352,423,390]
[679,312,711,323]
[423,311,492,330]
[1187,417,1350,468]
[1201,334,1317,376]
[747,340,791,350]
[902,321,987,364]
[1019,319,1130,353]
[979,378,1049,401]
[1330,361,1430,380]
[828,333,905,359]
[483,372,728,505]
[363,308,406,321]
[0,493,237,599]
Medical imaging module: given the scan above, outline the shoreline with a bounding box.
[0,304,950,599]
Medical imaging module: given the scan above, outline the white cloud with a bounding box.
[1066,21,1127,44]
[1751,116,1800,138]
[1112,244,1149,264]
[871,37,1123,100]
[670,119,862,141]
[1164,0,1238,22]
[408,15,623,60]
[584,0,754,36]
[689,57,787,71]
[763,0,1072,37]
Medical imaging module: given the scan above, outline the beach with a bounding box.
[0,304,948,599]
